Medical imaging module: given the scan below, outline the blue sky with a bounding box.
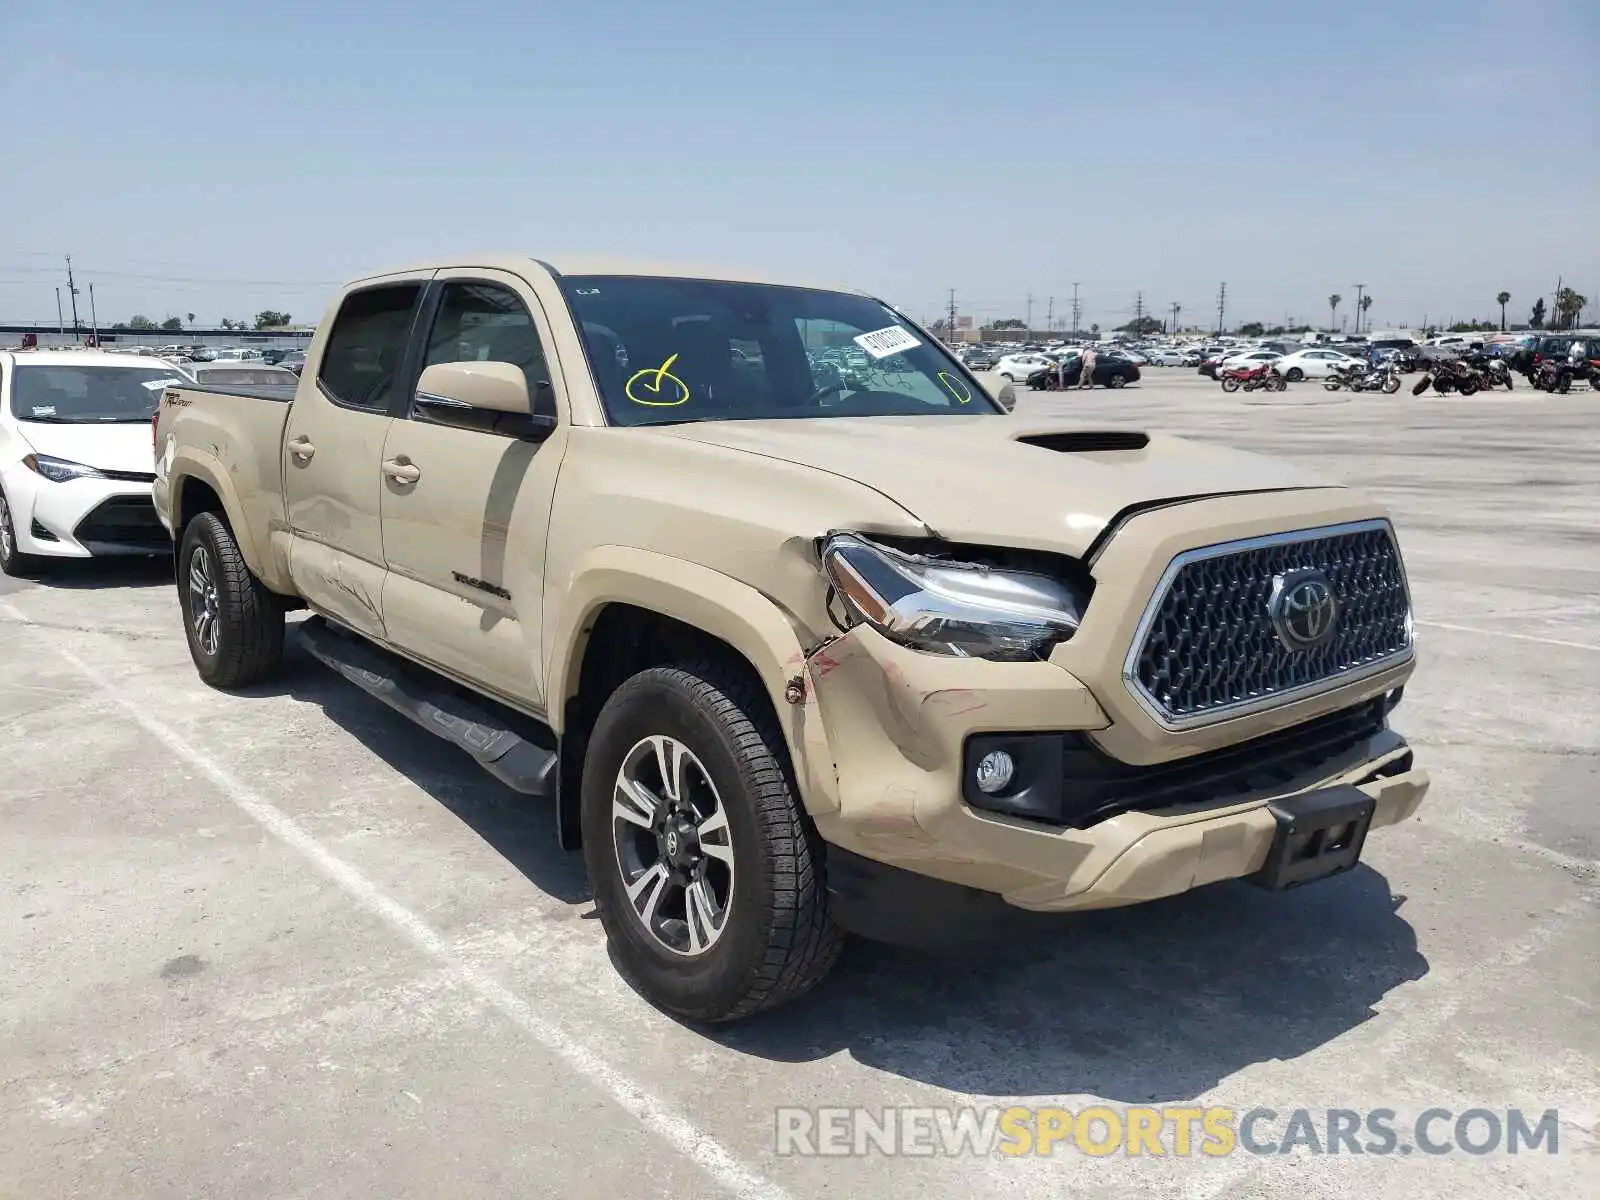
[2,0,1595,333]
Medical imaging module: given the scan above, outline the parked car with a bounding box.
[1146,349,1188,367]
[1215,350,1283,375]
[962,349,996,371]
[152,254,1427,1022]
[993,352,1054,382]
[189,363,301,398]
[1025,353,1142,389]
[0,351,188,574]
[279,349,309,375]
[1273,348,1366,381]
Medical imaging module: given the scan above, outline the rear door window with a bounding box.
[317,284,423,412]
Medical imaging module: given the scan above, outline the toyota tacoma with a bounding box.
[151,256,1428,1021]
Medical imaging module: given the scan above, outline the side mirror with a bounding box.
[979,373,1018,413]
[416,361,530,415]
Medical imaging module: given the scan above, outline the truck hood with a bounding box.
[661,416,1332,556]
[13,421,157,475]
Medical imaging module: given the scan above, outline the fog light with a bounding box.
[974,749,1015,795]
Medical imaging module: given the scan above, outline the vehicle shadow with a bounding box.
[713,865,1426,1102]
[238,626,590,906]
[27,555,173,590]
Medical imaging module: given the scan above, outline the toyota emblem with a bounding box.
[1267,569,1340,651]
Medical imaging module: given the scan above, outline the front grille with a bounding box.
[98,468,157,483]
[73,496,169,551]
[1127,520,1412,726]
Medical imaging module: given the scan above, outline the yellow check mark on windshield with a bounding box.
[626,352,691,407]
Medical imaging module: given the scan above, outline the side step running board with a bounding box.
[298,618,557,797]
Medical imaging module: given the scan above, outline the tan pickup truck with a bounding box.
[152,257,1428,1021]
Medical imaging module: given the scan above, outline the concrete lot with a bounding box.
[2,372,1596,1199]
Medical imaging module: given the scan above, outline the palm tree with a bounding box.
[1327,294,1342,331]
[186,311,196,329]
[1554,287,1588,330]
[1495,292,1511,332]
[1360,294,1373,331]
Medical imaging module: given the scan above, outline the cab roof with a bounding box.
[350,253,867,296]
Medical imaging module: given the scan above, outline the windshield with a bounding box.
[562,276,1001,426]
[9,364,186,423]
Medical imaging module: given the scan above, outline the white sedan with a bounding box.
[1145,349,1188,366]
[0,351,186,575]
[1273,348,1367,381]
[1217,350,1284,372]
[993,353,1054,382]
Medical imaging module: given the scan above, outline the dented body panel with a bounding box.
[152,253,1429,922]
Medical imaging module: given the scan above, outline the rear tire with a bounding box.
[0,489,44,577]
[178,511,284,688]
[1107,373,1127,389]
[581,661,843,1022]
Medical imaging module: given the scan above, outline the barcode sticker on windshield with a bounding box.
[853,325,921,359]
[142,378,184,391]
[31,406,56,417]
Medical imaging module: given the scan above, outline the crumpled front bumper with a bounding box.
[804,622,1427,913]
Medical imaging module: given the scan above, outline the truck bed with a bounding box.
[153,383,296,585]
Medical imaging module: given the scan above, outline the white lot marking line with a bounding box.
[1417,620,1600,652]
[0,601,789,1200]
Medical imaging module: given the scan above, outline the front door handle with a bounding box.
[288,435,315,461]
[383,458,421,484]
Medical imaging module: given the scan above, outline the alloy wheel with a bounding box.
[187,545,221,656]
[611,734,736,957]
[0,495,14,564]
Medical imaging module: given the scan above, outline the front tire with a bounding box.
[1107,373,1127,389]
[581,661,843,1022]
[0,489,44,577]
[1285,367,1305,382]
[178,512,285,688]
[1220,376,1240,392]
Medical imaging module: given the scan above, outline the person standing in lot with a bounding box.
[1078,345,1097,388]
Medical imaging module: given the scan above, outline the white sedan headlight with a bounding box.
[820,532,1087,661]
[23,454,105,483]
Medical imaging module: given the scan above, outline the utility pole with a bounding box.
[65,255,82,342]
[1070,283,1081,337]
[55,288,65,334]
[1170,302,1181,334]
[1025,293,1034,336]
[89,283,98,346]
[946,289,957,340]
[1554,275,1563,328]
[1045,296,1054,332]
[1216,282,1227,335]
[1352,283,1366,335]
[1134,291,1144,332]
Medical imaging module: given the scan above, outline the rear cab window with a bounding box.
[317,284,423,412]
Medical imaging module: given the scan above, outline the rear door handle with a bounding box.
[288,435,315,461]
[383,458,421,484]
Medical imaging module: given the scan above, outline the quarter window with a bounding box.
[317,284,422,412]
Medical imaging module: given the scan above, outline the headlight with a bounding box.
[820,532,1086,661]
[23,454,105,483]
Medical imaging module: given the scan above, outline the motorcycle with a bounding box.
[1326,363,1402,393]
[1219,363,1286,393]
[1410,359,1480,396]
[1531,359,1591,394]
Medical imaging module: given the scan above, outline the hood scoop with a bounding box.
[1015,430,1150,454]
